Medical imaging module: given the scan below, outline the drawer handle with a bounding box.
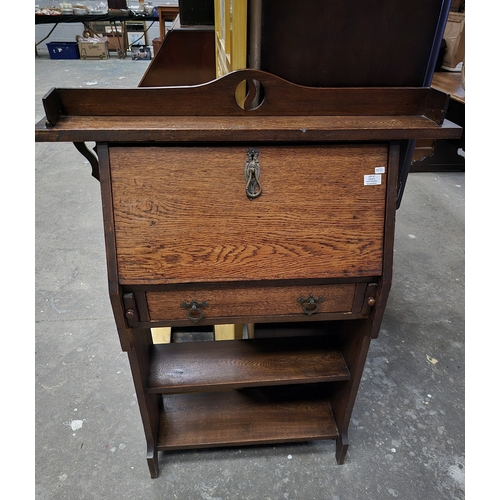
[244,147,262,199]
[180,300,208,322]
[298,294,325,315]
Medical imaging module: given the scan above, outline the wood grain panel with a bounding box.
[148,336,350,393]
[139,24,216,87]
[157,387,338,450]
[35,115,463,144]
[41,76,443,118]
[146,283,356,322]
[110,144,387,284]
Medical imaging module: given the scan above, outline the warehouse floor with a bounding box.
[35,54,465,500]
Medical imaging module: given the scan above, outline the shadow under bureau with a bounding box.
[35,69,461,478]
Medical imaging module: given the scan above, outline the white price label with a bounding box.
[375,166,385,174]
[364,174,382,186]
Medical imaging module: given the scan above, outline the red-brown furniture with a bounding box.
[35,69,461,478]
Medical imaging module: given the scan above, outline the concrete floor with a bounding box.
[35,55,465,499]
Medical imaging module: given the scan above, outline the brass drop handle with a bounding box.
[298,294,325,316]
[244,147,262,199]
[180,300,208,322]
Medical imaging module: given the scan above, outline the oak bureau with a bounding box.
[35,69,461,477]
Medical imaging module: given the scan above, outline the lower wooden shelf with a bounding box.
[147,336,350,393]
[157,386,339,451]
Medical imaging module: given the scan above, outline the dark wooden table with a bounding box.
[431,71,465,104]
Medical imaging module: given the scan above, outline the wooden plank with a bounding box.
[215,0,247,107]
[146,284,356,323]
[147,336,350,393]
[40,88,62,127]
[151,327,171,344]
[41,82,438,118]
[157,387,339,450]
[111,145,387,285]
[214,324,243,340]
[39,70,451,119]
[157,6,179,40]
[139,23,216,87]
[35,115,462,143]
[431,72,465,104]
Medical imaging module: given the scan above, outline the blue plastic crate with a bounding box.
[47,42,80,60]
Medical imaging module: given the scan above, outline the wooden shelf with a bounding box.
[431,72,465,105]
[147,336,350,394]
[157,386,339,450]
[35,115,461,144]
[35,69,462,144]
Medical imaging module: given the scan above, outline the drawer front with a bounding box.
[110,144,388,285]
[146,283,357,323]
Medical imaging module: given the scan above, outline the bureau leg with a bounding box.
[329,320,373,465]
[147,444,159,479]
[125,328,162,478]
[336,430,349,464]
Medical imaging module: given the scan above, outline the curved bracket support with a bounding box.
[73,142,100,181]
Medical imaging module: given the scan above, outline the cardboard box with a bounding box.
[442,12,465,70]
[46,42,80,60]
[152,37,162,58]
[78,41,110,60]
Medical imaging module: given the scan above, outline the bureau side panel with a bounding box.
[110,144,388,284]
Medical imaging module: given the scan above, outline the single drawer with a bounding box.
[146,283,357,323]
